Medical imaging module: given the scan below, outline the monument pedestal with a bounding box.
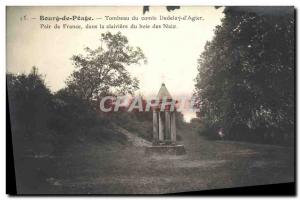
[145,144,186,155]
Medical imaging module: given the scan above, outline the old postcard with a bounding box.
[6,6,295,195]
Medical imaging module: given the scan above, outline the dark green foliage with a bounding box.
[7,32,149,156]
[7,67,52,133]
[7,67,55,155]
[175,112,185,130]
[50,89,97,135]
[194,7,295,145]
[66,32,147,102]
[7,67,127,156]
[109,110,153,141]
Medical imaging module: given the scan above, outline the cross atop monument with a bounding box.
[160,74,166,83]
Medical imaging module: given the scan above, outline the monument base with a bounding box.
[145,144,186,155]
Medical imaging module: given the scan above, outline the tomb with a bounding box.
[145,83,186,155]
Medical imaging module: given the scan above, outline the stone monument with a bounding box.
[145,83,186,155]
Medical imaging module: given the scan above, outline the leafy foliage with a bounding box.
[66,32,147,102]
[194,7,294,145]
[7,32,148,155]
[7,67,54,154]
[7,67,52,134]
[7,67,127,156]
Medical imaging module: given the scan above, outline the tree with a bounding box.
[7,66,56,155]
[66,32,147,102]
[7,66,52,135]
[194,7,294,144]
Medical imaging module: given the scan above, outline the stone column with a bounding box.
[152,110,158,145]
[158,112,164,142]
[171,112,176,144]
[165,111,171,141]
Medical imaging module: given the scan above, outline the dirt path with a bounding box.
[25,126,294,194]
